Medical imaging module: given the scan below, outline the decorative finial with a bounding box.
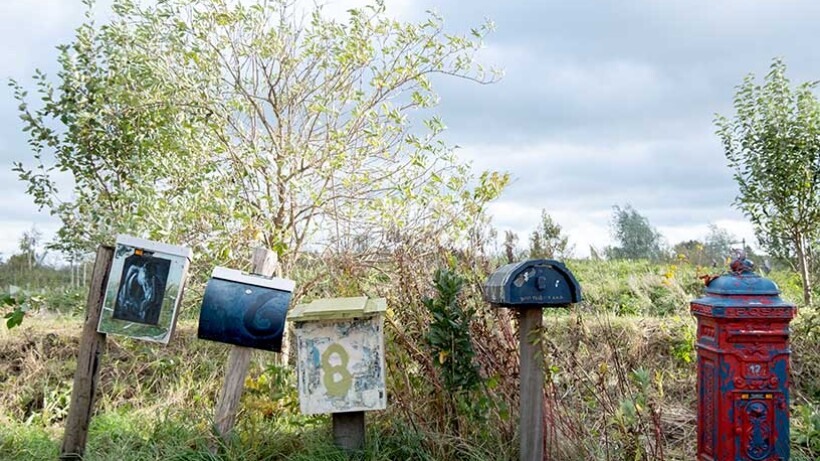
[730,257,755,274]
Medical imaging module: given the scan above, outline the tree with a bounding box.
[11,4,214,259]
[13,0,507,275]
[672,224,737,267]
[716,58,820,305]
[528,209,572,260]
[704,224,736,265]
[18,226,42,270]
[606,204,665,261]
[503,230,519,264]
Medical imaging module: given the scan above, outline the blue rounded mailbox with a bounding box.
[484,259,581,308]
[198,267,296,352]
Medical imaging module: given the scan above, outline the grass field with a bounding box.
[1,261,818,460]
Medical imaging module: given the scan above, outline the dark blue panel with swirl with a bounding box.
[198,278,292,351]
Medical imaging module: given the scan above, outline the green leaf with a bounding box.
[4,309,24,330]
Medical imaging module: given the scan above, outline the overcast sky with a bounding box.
[3,0,820,259]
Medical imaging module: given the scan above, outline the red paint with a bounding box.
[691,293,797,461]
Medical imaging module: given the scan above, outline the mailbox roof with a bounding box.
[704,272,780,296]
[289,296,386,321]
[692,259,794,308]
[116,234,193,260]
[484,259,581,307]
[211,266,295,292]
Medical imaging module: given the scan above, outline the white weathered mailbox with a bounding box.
[289,296,387,450]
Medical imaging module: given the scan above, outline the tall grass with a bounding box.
[1,258,818,460]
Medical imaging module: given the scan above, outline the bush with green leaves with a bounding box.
[423,268,486,428]
[793,403,820,460]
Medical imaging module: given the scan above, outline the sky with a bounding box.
[2,0,820,259]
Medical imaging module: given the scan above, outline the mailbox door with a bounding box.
[295,316,387,415]
[733,392,788,461]
[697,351,719,459]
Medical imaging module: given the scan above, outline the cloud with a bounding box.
[0,1,99,74]
[458,134,756,256]
[0,0,815,260]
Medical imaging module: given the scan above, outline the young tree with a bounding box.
[13,0,507,274]
[18,226,42,270]
[716,58,820,305]
[528,209,572,260]
[673,224,737,267]
[606,204,665,261]
[503,230,519,264]
[11,5,214,258]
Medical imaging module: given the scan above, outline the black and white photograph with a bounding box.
[112,252,171,326]
[97,235,192,344]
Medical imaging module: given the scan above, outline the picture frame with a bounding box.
[97,235,192,344]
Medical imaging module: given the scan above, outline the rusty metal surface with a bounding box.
[691,259,797,461]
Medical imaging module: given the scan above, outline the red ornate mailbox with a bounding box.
[691,258,797,461]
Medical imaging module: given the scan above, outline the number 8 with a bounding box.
[322,343,353,397]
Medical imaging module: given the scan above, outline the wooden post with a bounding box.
[333,411,365,451]
[519,309,544,461]
[212,248,278,446]
[60,245,114,461]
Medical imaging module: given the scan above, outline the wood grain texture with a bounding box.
[213,345,253,438]
[60,246,114,460]
[213,248,279,444]
[518,309,544,461]
[333,411,365,451]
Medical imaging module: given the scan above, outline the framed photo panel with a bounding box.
[197,267,296,352]
[97,235,192,344]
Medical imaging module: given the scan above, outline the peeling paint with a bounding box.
[691,278,796,460]
[294,316,386,415]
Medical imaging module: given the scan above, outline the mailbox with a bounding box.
[484,259,581,307]
[289,297,387,415]
[97,235,192,344]
[198,267,296,352]
[690,258,797,461]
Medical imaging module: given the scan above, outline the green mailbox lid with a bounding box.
[288,296,386,321]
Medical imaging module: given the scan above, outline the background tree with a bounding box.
[13,0,507,276]
[716,58,820,305]
[703,224,736,264]
[672,224,737,267]
[605,204,665,261]
[503,230,519,264]
[18,227,42,271]
[528,209,572,260]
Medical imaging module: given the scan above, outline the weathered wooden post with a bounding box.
[199,248,295,447]
[518,308,544,459]
[62,235,192,460]
[484,259,582,461]
[289,297,387,452]
[60,245,113,461]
